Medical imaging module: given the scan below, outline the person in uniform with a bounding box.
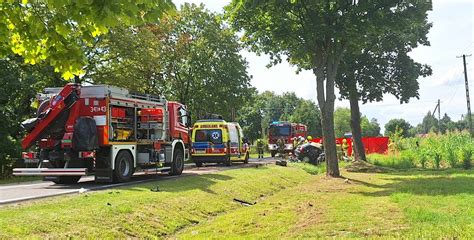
[256,139,265,159]
[342,138,349,160]
[277,138,285,157]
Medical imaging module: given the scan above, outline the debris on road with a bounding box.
[233,198,255,206]
[275,160,287,166]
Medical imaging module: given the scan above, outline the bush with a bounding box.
[460,147,472,170]
[445,147,457,168]
[416,149,428,168]
[371,131,472,170]
[367,153,415,169]
[432,153,442,169]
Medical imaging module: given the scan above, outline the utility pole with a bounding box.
[438,99,441,134]
[432,100,441,134]
[457,54,473,137]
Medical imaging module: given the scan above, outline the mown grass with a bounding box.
[177,166,474,239]
[0,176,40,185]
[1,163,473,239]
[0,166,310,239]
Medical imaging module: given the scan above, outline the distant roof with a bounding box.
[196,119,226,123]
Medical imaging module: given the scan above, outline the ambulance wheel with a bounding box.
[52,176,81,184]
[243,152,249,164]
[224,156,232,166]
[114,151,134,183]
[170,149,184,175]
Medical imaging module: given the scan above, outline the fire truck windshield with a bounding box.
[269,125,291,136]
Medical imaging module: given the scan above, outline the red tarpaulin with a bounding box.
[312,137,389,156]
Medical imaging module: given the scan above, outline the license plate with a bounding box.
[195,149,206,154]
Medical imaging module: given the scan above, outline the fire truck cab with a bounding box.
[14,83,190,184]
[268,121,307,157]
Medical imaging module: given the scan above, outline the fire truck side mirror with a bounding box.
[185,112,192,128]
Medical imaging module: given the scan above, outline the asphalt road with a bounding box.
[0,157,273,206]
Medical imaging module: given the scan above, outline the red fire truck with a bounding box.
[13,83,190,184]
[268,121,307,157]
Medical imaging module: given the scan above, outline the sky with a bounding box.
[173,0,474,129]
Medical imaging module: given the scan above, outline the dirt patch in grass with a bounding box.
[345,160,395,173]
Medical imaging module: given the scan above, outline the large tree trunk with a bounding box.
[314,68,340,177]
[349,89,367,161]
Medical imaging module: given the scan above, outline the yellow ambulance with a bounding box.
[191,119,249,167]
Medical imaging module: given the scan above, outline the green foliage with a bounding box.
[370,131,473,170]
[388,127,406,154]
[412,111,472,135]
[0,56,65,178]
[445,146,457,168]
[460,147,472,170]
[333,107,380,137]
[367,153,415,169]
[87,27,165,95]
[385,118,412,137]
[334,108,352,138]
[90,4,253,122]
[361,118,381,137]
[238,91,322,141]
[0,0,174,79]
[289,99,322,138]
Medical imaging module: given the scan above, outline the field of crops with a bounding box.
[367,131,473,169]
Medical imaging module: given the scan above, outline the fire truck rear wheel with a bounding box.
[170,149,184,175]
[114,151,134,183]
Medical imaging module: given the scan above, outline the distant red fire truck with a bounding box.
[268,121,307,157]
[14,83,190,184]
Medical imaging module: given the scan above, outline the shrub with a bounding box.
[460,147,472,170]
[433,152,442,169]
[367,153,414,169]
[416,149,428,168]
[445,147,457,168]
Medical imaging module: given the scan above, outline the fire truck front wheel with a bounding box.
[114,151,134,183]
[170,149,184,175]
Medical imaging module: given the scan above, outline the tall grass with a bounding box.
[368,131,473,169]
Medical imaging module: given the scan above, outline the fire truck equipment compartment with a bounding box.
[72,117,99,151]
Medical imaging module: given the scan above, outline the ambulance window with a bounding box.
[228,125,239,147]
[195,129,222,144]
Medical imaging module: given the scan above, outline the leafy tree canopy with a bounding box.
[0,0,174,79]
[90,3,254,122]
[334,107,380,138]
[385,118,412,138]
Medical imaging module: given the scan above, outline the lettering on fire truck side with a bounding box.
[90,106,107,113]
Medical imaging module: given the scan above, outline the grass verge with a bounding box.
[1,163,473,239]
[176,165,474,239]
[0,176,41,185]
[0,166,311,239]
